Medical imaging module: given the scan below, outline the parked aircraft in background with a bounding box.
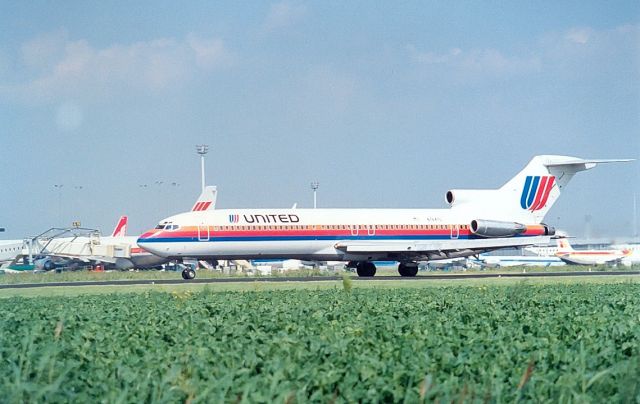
[0,240,24,264]
[621,246,640,266]
[611,243,640,267]
[10,186,219,272]
[138,155,630,280]
[471,253,564,268]
[1,217,131,269]
[555,238,631,266]
[111,215,127,237]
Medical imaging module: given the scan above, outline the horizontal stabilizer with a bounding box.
[543,157,634,171]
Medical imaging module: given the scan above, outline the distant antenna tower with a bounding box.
[196,145,209,192]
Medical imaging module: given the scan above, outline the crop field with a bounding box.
[1,282,639,402]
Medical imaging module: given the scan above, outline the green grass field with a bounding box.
[0,263,636,286]
[0,279,638,402]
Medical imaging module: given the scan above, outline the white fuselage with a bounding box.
[137,207,545,262]
[0,240,24,263]
[555,250,629,266]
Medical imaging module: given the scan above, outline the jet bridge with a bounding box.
[21,227,132,269]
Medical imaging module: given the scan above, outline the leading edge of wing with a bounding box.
[335,236,552,253]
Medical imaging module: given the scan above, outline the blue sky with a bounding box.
[1,1,639,239]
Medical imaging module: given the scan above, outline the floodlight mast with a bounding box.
[196,145,209,192]
[311,181,319,209]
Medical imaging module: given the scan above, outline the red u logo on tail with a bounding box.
[520,176,555,211]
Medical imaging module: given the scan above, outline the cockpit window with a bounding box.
[155,223,179,230]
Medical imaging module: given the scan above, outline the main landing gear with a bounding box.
[398,262,419,277]
[181,268,196,280]
[349,261,418,277]
[355,261,376,277]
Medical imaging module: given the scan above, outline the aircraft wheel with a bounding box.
[356,261,376,277]
[398,262,418,277]
[182,268,196,280]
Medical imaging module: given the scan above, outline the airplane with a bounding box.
[610,243,640,267]
[137,155,632,280]
[0,240,25,264]
[555,238,631,266]
[470,253,565,268]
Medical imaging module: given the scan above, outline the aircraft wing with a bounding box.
[335,236,552,260]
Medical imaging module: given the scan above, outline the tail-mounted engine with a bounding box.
[470,219,555,238]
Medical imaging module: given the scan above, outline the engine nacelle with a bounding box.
[470,220,556,238]
[470,219,527,238]
[446,190,498,207]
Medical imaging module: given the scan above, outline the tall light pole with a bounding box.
[196,145,209,192]
[633,193,638,239]
[311,181,319,209]
[71,185,84,227]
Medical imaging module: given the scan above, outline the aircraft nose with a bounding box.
[136,231,168,257]
[137,230,157,242]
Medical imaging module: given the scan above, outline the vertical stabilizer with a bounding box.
[449,156,632,223]
[556,238,574,253]
[111,216,128,237]
[191,186,218,211]
[500,156,632,222]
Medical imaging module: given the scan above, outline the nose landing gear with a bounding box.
[181,268,196,280]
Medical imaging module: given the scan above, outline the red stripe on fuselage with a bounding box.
[150,227,475,239]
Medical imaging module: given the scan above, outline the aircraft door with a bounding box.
[450,224,459,240]
[198,224,210,241]
[350,224,359,236]
[366,225,376,236]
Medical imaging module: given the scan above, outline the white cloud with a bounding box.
[21,30,68,70]
[407,44,540,76]
[187,34,235,69]
[407,24,639,81]
[2,32,235,103]
[263,1,307,33]
[565,28,592,45]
